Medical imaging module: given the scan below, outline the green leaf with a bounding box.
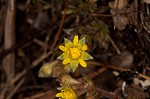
[70,60,79,72]
[81,52,93,60]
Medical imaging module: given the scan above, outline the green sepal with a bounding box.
[64,38,73,48]
[79,37,85,46]
[57,53,67,60]
[81,52,93,60]
[70,60,79,72]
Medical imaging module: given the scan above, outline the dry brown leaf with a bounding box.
[109,0,129,30]
[134,78,150,88]
[109,0,128,10]
[110,9,128,30]
[110,52,133,69]
[114,15,128,30]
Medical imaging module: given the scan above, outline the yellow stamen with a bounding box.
[69,47,81,59]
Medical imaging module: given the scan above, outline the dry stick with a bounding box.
[87,61,150,80]
[0,85,8,99]
[31,49,54,68]
[23,90,57,99]
[109,36,121,54]
[5,49,56,91]
[33,39,45,47]
[51,0,69,48]
[0,51,55,98]
[2,0,16,97]
[3,0,16,82]
[89,67,107,78]
[10,69,27,85]
[43,33,51,55]
[138,73,150,81]
[134,0,138,26]
[88,13,112,17]
[0,31,45,60]
[78,67,107,81]
[6,78,25,99]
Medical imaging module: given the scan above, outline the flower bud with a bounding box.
[38,60,58,77]
[57,74,80,86]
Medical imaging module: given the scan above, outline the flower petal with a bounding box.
[73,35,78,46]
[57,53,68,60]
[59,46,67,52]
[82,45,88,50]
[56,86,76,99]
[81,52,93,60]
[79,37,85,46]
[56,93,63,97]
[64,38,73,48]
[63,58,70,65]
[70,60,79,72]
[78,59,87,67]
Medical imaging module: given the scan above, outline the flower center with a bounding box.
[69,47,81,59]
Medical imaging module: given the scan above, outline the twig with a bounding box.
[78,67,107,81]
[109,36,121,54]
[0,31,45,60]
[87,61,150,80]
[107,65,129,72]
[6,78,25,99]
[138,73,150,81]
[43,32,51,54]
[31,50,54,68]
[88,13,112,17]
[9,49,58,85]
[33,39,45,47]
[51,0,69,48]
[3,49,57,97]
[89,67,107,78]
[0,85,8,99]
[22,90,57,99]
[10,69,27,85]
[3,0,16,80]
[3,0,16,83]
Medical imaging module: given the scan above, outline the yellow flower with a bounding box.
[56,86,77,99]
[57,35,93,72]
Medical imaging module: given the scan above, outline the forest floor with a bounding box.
[0,0,150,99]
